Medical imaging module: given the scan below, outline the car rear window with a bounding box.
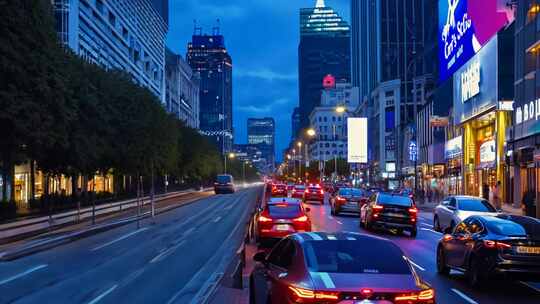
[309,187,321,192]
[268,205,302,218]
[295,185,305,190]
[216,175,232,183]
[303,240,411,274]
[339,189,363,196]
[458,199,496,212]
[377,194,412,207]
[276,184,286,189]
[490,215,540,238]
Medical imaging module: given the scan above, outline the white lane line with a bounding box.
[407,259,426,271]
[92,228,149,251]
[520,281,540,293]
[420,223,433,228]
[87,284,118,304]
[336,220,343,225]
[451,288,478,304]
[421,228,442,235]
[327,215,333,220]
[150,240,186,264]
[0,264,48,286]
[213,216,222,223]
[183,227,196,236]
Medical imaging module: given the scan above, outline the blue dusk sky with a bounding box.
[166,0,350,162]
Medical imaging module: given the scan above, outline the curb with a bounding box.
[0,191,210,262]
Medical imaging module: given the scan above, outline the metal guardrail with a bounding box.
[0,188,208,243]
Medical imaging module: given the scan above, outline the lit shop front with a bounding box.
[453,36,512,197]
[444,136,463,195]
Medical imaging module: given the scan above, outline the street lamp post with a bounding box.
[224,152,235,174]
[297,142,303,182]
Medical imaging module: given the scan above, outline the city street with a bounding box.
[0,187,261,304]
[301,198,540,304]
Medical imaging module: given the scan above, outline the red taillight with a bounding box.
[258,215,272,222]
[443,234,453,242]
[336,196,346,202]
[373,204,384,211]
[305,189,309,193]
[288,286,339,300]
[319,189,324,194]
[484,240,512,249]
[293,215,308,222]
[408,207,418,214]
[360,288,373,297]
[395,289,434,302]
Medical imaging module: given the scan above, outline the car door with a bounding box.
[442,198,458,229]
[252,240,287,303]
[457,218,485,268]
[267,239,296,304]
[446,221,470,267]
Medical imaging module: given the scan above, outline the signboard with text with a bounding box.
[438,0,513,82]
[347,117,368,163]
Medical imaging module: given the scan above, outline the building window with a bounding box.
[96,0,104,13]
[323,117,327,122]
[122,27,128,39]
[108,12,116,26]
[332,116,336,122]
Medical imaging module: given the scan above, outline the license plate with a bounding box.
[276,224,290,231]
[516,246,540,254]
[385,212,406,218]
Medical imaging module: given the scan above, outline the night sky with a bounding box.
[166,0,350,162]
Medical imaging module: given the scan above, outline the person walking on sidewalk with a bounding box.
[522,190,536,217]
[482,183,489,201]
[492,181,502,210]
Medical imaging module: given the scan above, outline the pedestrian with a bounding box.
[482,183,489,201]
[522,190,536,217]
[492,181,502,210]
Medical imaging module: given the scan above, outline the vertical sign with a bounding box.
[347,118,368,163]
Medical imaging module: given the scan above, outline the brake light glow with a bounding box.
[336,196,346,202]
[305,189,309,193]
[360,288,373,297]
[293,215,308,222]
[258,215,272,222]
[408,207,418,213]
[484,240,511,249]
[373,205,384,211]
[395,289,434,302]
[288,286,339,300]
[443,234,453,242]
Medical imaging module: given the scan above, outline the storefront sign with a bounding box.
[409,141,418,162]
[479,139,496,167]
[453,37,498,124]
[515,98,540,125]
[430,116,449,127]
[498,100,514,111]
[445,136,463,159]
[386,162,396,172]
[438,0,514,82]
[347,117,368,163]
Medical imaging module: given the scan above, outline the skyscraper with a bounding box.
[298,0,350,129]
[247,118,275,170]
[187,30,233,153]
[150,0,169,26]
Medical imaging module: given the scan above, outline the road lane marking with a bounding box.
[327,215,333,220]
[88,284,117,304]
[420,223,432,228]
[150,240,186,263]
[336,220,343,225]
[0,264,48,286]
[420,228,442,235]
[213,216,222,223]
[183,227,195,236]
[407,259,426,271]
[520,281,540,293]
[92,228,149,251]
[451,288,478,304]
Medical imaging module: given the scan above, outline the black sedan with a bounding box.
[437,214,540,287]
[360,193,418,237]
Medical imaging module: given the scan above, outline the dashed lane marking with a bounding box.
[212,216,222,223]
[420,228,442,235]
[92,228,149,251]
[150,240,186,264]
[0,264,48,286]
[336,220,343,225]
[87,284,117,304]
[451,288,478,304]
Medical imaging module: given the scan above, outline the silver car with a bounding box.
[433,195,499,232]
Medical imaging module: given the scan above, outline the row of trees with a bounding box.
[282,158,351,181]
[0,1,258,215]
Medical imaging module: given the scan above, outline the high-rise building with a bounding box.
[187,31,233,153]
[53,0,168,103]
[150,0,168,26]
[165,48,200,129]
[298,0,350,129]
[247,118,275,170]
[291,107,301,140]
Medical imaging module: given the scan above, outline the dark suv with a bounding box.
[360,193,418,237]
[214,174,235,194]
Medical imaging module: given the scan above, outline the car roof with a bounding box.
[449,195,484,200]
[290,231,393,245]
[268,197,302,205]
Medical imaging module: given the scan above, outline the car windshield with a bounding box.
[268,204,302,218]
[216,175,232,183]
[294,185,305,189]
[458,199,496,212]
[339,189,362,196]
[303,240,411,274]
[377,194,412,207]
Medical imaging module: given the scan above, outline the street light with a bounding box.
[306,128,316,137]
[224,152,235,174]
[297,142,303,181]
[335,106,346,114]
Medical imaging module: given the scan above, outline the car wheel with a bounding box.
[434,216,441,232]
[409,227,417,238]
[436,246,450,275]
[466,256,484,288]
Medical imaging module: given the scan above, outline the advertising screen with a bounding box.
[347,118,368,163]
[438,0,513,82]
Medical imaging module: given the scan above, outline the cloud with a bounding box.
[199,4,246,19]
[237,98,291,114]
[235,68,297,81]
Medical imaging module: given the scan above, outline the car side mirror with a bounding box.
[305,207,311,212]
[496,208,502,213]
[443,227,453,234]
[253,251,267,263]
[447,206,456,211]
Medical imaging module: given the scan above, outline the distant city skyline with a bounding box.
[166,0,350,161]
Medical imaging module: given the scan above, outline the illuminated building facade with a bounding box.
[298,0,350,129]
[247,118,275,170]
[187,32,233,153]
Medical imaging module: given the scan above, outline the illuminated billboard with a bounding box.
[438,0,513,82]
[347,118,367,163]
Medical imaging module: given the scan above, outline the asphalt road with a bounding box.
[303,197,540,304]
[0,186,262,304]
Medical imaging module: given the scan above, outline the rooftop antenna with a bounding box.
[212,19,221,35]
[193,19,202,35]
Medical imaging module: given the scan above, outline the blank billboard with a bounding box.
[347,117,367,163]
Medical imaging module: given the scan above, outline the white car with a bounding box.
[433,195,499,232]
